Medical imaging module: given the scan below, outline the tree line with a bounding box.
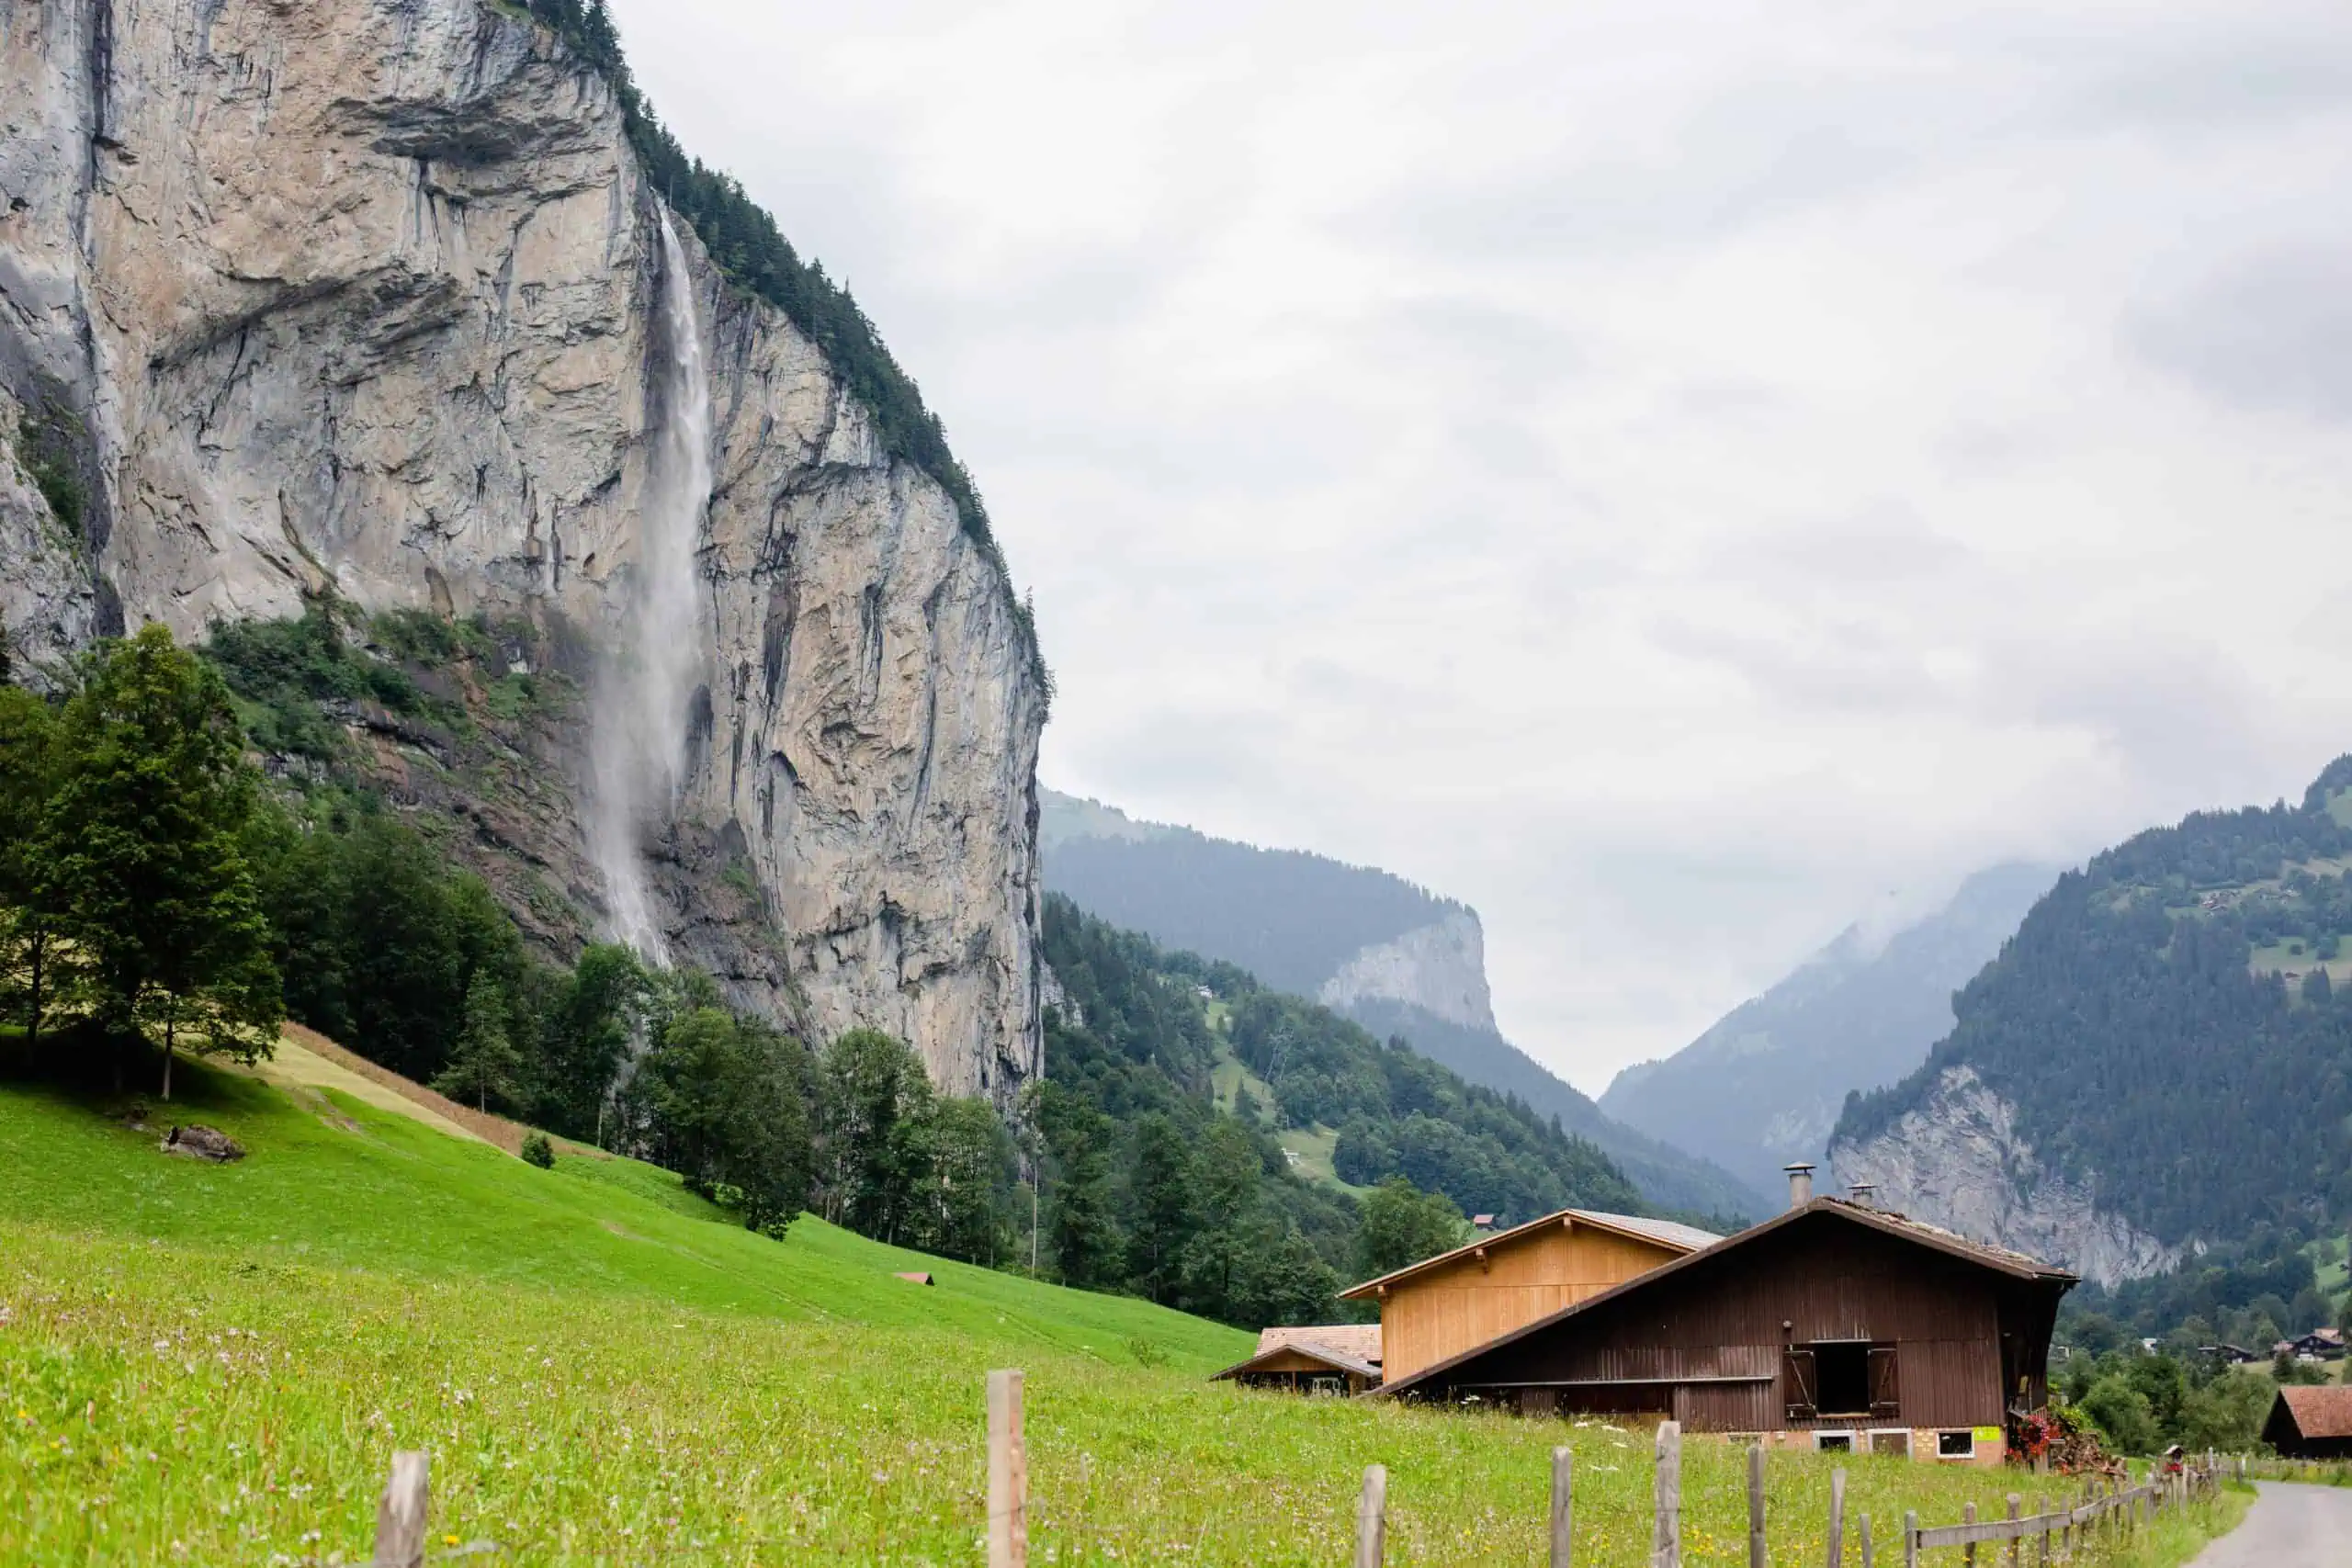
[1028,896,1669,1325]
[4,617,1588,1329]
[0,624,1025,1259]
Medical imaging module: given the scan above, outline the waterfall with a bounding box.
[587,212,714,963]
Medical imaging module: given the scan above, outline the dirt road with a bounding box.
[2186,1482,2352,1567]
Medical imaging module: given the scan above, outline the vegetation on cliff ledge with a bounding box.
[512,0,1052,711]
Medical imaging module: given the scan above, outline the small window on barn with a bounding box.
[1814,1343,1871,1416]
[1815,1431,1855,1453]
[1938,1430,1975,1460]
[1792,1341,1899,1419]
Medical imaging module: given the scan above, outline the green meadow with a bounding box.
[0,1060,2246,1564]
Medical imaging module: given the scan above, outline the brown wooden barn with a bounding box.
[2262,1385,2352,1460]
[1211,1325,1384,1395]
[1340,1209,1721,1386]
[1374,1190,2075,1467]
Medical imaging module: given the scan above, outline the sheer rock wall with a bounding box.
[0,0,1044,1101]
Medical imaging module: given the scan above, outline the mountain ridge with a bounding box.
[1038,787,1760,1222]
[1600,862,2056,1212]
[1829,758,2352,1282]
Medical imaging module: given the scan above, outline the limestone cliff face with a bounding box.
[1317,909,1498,1034]
[0,0,1044,1100]
[1828,1066,2177,1289]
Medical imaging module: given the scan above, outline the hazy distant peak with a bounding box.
[1596,859,2058,1209]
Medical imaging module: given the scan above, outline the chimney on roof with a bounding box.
[1784,1163,1815,1211]
[1849,1182,1876,1209]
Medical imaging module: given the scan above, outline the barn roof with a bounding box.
[1210,1335,1383,1384]
[1339,1209,1721,1300]
[2273,1385,2352,1441]
[1255,1324,1382,1364]
[1374,1197,2075,1399]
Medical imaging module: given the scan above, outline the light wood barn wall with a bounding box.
[1380,1222,1683,1382]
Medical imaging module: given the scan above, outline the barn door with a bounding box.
[1868,1346,1901,1421]
[1784,1347,1819,1423]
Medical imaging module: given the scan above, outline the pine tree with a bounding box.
[434,974,523,1114]
[44,625,281,1095]
[1125,1115,1194,1304]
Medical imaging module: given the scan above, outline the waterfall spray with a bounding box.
[587,213,714,963]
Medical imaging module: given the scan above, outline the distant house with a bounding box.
[2263,1385,2352,1460]
[1374,1179,2076,1467]
[1471,1213,1498,1233]
[2290,1329,2346,1361]
[1211,1325,1384,1396]
[1340,1209,1719,1387]
[2198,1344,2259,1366]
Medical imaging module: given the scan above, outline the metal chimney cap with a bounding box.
[1781,1162,1816,1174]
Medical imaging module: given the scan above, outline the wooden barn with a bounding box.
[1374,1181,2075,1467]
[1211,1324,1384,1395]
[1340,1209,1720,1386]
[2263,1385,2352,1460]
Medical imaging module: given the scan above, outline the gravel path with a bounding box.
[2185,1482,2352,1567]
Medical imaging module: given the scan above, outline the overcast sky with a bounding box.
[614,0,2352,1094]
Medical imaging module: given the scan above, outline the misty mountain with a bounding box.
[1600,863,2056,1213]
[1832,761,2352,1277]
[1038,789,1762,1222]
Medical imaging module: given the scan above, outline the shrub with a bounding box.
[520,1132,555,1169]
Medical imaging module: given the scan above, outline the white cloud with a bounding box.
[614,0,2352,1092]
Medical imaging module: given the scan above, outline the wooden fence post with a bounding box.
[1860,1511,1874,1568]
[1747,1444,1768,1568]
[1826,1468,1846,1568]
[373,1450,429,1568]
[988,1369,1027,1568]
[1903,1509,1919,1568]
[1962,1500,1977,1568]
[1550,1447,1573,1568]
[2035,1495,2049,1566]
[1355,1464,1388,1568]
[1654,1420,1682,1568]
[2005,1493,2020,1568]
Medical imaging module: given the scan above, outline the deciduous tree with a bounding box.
[44,626,280,1095]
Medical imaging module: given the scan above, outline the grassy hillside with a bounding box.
[0,1060,2236,1565]
[0,1059,1232,1363]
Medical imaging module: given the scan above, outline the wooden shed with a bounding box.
[2263,1385,2352,1460]
[1375,1197,2075,1467]
[1211,1325,1384,1395]
[1340,1210,1720,1386]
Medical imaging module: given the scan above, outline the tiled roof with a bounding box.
[1212,1329,1384,1384]
[2277,1386,2352,1440]
[1256,1324,1382,1364]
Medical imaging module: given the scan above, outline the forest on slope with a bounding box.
[1040,794,1761,1221]
[1834,758,2352,1251]
[1035,895,1694,1313]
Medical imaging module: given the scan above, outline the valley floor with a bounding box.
[0,1055,2254,1564]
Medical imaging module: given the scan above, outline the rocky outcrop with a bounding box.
[0,0,1044,1101]
[1317,909,1498,1033]
[1828,1066,2178,1289]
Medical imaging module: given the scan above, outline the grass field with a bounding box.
[0,1057,2248,1564]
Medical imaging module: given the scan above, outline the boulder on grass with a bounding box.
[161,1125,245,1163]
